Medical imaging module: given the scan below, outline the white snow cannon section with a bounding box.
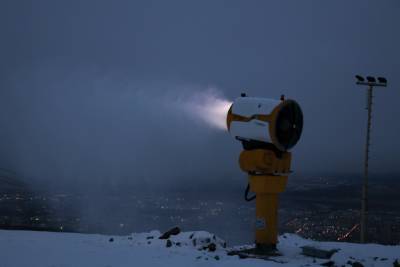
[229,97,280,144]
[228,96,303,151]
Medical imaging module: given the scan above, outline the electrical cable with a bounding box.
[244,183,256,201]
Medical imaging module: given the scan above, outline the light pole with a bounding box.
[355,75,387,243]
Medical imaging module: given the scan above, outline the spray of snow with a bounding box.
[181,88,232,131]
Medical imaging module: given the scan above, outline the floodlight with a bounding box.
[355,75,365,82]
[377,77,387,84]
[354,73,389,243]
[366,76,376,83]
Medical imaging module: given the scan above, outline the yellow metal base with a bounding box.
[249,175,288,194]
[250,175,288,246]
[239,149,291,174]
[238,148,291,248]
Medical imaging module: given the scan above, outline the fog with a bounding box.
[0,68,237,191]
[1,0,400,194]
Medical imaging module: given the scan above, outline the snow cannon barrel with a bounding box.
[226,96,303,151]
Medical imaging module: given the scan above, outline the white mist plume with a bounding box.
[181,88,232,131]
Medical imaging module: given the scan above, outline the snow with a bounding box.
[1,229,399,267]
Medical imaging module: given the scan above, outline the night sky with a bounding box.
[0,0,399,191]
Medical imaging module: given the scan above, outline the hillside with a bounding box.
[1,229,399,267]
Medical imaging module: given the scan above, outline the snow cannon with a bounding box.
[226,94,303,256]
[226,95,303,151]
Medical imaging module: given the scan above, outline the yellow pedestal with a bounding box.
[249,175,288,246]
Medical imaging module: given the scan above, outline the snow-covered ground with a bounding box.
[1,229,399,267]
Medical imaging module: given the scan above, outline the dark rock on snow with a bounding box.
[159,227,181,239]
[207,243,217,252]
[302,246,338,259]
[321,260,335,267]
[352,261,364,267]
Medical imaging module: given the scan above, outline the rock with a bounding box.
[321,260,335,267]
[227,251,236,256]
[146,236,154,240]
[166,239,172,248]
[189,231,227,251]
[207,243,217,252]
[109,238,114,242]
[159,227,181,239]
[175,242,181,247]
[214,255,220,261]
[352,262,364,267]
[393,259,400,267]
[347,260,364,267]
[238,253,249,259]
[302,246,338,259]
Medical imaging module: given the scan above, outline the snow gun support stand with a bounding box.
[231,139,291,258]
